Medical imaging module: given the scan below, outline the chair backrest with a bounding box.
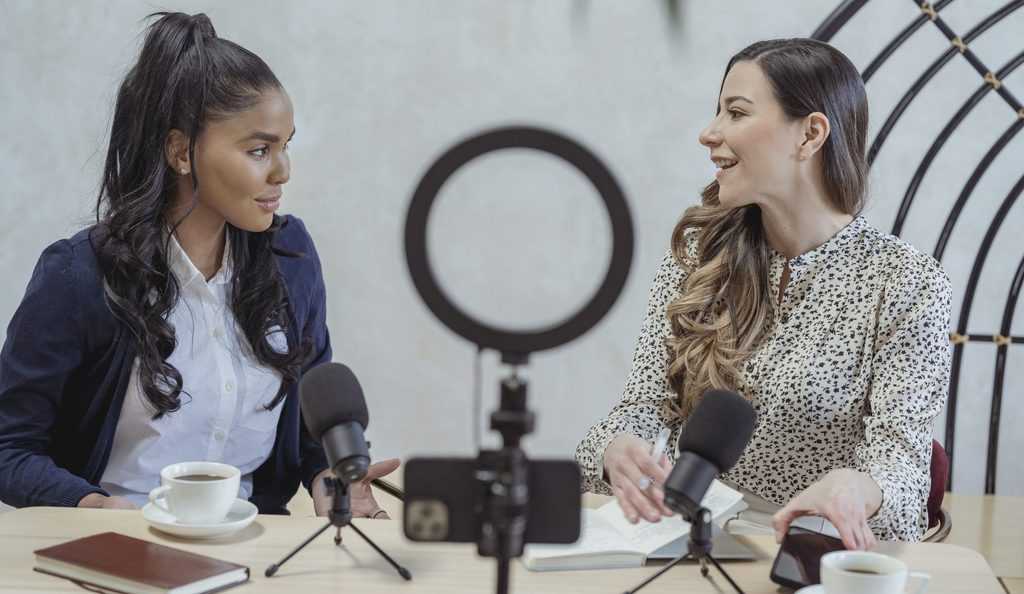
[928,440,949,528]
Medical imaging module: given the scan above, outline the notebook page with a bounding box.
[594,479,747,554]
[597,503,690,554]
[523,508,644,561]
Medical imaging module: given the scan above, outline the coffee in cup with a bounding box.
[147,462,240,524]
[820,550,930,594]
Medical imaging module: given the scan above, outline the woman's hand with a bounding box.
[313,458,401,519]
[603,434,674,524]
[77,493,138,509]
[772,468,882,551]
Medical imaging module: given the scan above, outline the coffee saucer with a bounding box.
[142,498,257,539]
[794,585,824,593]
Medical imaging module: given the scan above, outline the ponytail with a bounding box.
[94,12,307,417]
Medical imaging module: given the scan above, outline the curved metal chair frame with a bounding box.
[813,0,1024,495]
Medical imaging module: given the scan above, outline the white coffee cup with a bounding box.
[147,462,240,524]
[821,550,930,594]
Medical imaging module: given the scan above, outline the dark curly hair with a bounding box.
[92,12,309,418]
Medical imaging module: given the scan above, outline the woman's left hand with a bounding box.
[772,468,882,551]
[312,458,401,519]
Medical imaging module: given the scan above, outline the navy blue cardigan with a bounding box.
[0,215,330,513]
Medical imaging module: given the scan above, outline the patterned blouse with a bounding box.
[575,216,952,541]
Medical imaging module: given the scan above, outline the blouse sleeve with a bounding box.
[575,249,689,494]
[856,255,952,541]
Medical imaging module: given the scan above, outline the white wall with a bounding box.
[1,0,1021,495]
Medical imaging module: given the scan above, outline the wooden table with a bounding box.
[941,493,1024,580]
[0,507,1004,593]
[940,493,1024,594]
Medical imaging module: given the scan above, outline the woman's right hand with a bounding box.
[77,493,138,509]
[603,434,674,523]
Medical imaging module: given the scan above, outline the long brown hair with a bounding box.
[665,39,868,419]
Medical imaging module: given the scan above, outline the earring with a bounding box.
[180,169,188,175]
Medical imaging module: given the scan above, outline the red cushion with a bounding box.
[928,440,949,528]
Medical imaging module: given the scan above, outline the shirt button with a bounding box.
[213,429,226,441]
[225,382,234,393]
[212,326,223,339]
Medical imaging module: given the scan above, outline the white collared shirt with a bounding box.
[100,232,286,507]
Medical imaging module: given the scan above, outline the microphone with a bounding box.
[299,362,370,483]
[271,363,413,580]
[662,389,756,520]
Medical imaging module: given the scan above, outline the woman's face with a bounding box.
[698,61,806,209]
[185,87,294,232]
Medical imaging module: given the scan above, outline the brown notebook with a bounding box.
[33,531,249,594]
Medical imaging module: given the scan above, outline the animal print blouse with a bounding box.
[575,216,952,541]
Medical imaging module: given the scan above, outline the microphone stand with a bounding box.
[265,476,412,580]
[623,507,745,594]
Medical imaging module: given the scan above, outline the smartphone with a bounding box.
[403,454,581,547]
[769,524,846,589]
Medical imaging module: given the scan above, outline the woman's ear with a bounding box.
[165,129,191,175]
[798,112,831,161]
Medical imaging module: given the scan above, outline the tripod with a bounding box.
[477,371,534,594]
[623,507,745,594]
[265,476,412,580]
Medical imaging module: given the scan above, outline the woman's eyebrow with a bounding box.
[722,95,753,106]
[238,128,297,143]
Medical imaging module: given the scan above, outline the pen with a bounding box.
[371,478,405,501]
[636,428,672,492]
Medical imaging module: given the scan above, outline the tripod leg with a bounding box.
[705,553,746,594]
[265,520,333,577]
[346,522,412,581]
[623,552,690,594]
[334,526,342,546]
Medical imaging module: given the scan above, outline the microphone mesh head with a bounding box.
[299,362,369,441]
[677,389,756,473]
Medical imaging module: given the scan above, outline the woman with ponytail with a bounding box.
[0,13,396,517]
[576,39,952,548]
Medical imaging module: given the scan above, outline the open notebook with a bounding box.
[522,480,748,571]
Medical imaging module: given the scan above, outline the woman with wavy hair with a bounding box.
[576,38,952,548]
[0,12,396,516]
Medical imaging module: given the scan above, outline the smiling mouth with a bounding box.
[712,158,738,171]
[713,159,738,180]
